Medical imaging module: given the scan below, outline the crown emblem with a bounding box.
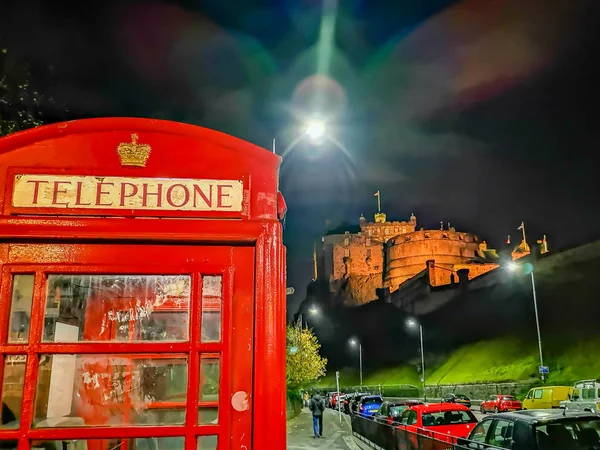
[117,133,151,167]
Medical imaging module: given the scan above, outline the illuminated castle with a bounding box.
[316,198,500,306]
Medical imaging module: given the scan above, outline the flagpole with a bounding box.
[521,222,527,243]
[377,192,381,213]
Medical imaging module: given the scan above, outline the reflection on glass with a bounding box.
[32,438,185,450]
[135,409,186,425]
[197,436,218,450]
[201,276,222,343]
[198,407,218,425]
[43,275,190,342]
[199,356,220,402]
[33,355,187,428]
[8,274,34,343]
[1,355,26,429]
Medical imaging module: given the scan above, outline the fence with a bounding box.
[350,412,500,450]
[321,384,420,399]
[321,381,535,402]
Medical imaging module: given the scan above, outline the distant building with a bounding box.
[317,211,499,306]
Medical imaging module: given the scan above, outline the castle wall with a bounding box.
[332,233,384,279]
[386,230,483,291]
[360,220,416,240]
[428,261,499,287]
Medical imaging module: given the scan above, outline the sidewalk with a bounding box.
[287,407,361,450]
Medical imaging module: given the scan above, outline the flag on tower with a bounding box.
[374,190,381,212]
[506,235,511,244]
[517,222,524,230]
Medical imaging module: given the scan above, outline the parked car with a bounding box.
[480,394,522,414]
[331,392,344,409]
[350,393,372,414]
[523,385,573,410]
[458,409,600,449]
[398,403,478,444]
[344,392,367,414]
[357,395,383,418]
[560,380,599,413]
[326,391,337,408]
[374,400,423,425]
[442,393,472,409]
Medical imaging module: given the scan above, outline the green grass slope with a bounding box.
[317,334,600,388]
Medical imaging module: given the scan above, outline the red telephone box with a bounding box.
[0,118,287,450]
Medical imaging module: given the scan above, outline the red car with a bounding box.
[479,394,522,414]
[398,403,478,444]
[331,392,344,409]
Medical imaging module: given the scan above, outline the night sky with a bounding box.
[2,0,600,318]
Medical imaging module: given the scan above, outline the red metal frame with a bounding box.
[0,118,287,450]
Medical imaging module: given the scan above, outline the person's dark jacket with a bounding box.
[309,394,325,417]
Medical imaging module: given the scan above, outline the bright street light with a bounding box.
[406,318,426,401]
[349,338,363,387]
[507,262,518,272]
[308,306,320,316]
[304,119,326,142]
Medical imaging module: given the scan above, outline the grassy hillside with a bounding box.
[318,334,600,388]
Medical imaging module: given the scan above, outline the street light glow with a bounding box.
[305,119,326,142]
[406,318,417,328]
[308,306,320,315]
[507,262,518,272]
[349,338,357,346]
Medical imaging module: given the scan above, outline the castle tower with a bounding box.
[374,212,387,223]
[410,213,417,227]
[373,190,386,223]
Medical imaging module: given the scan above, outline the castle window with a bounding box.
[405,236,411,242]
[424,232,430,239]
[459,235,464,241]
[395,227,399,233]
[344,238,350,247]
[442,234,448,239]
[366,249,371,258]
[385,228,390,235]
[366,238,371,246]
[344,249,350,258]
[373,266,379,270]
[401,227,406,233]
[368,229,373,236]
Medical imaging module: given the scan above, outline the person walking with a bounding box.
[308,393,325,438]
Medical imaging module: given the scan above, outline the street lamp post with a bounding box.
[407,319,426,401]
[508,261,545,381]
[530,270,545,382]
[349,339,363,387]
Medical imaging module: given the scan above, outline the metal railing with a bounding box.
[350,412,502,450]
[322,384,420,399]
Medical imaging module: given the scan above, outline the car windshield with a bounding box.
[421,410,477,427]
[390,405,408,417]
[363,397,383,405]
[502,396,517,401]
[535,418,600,449]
